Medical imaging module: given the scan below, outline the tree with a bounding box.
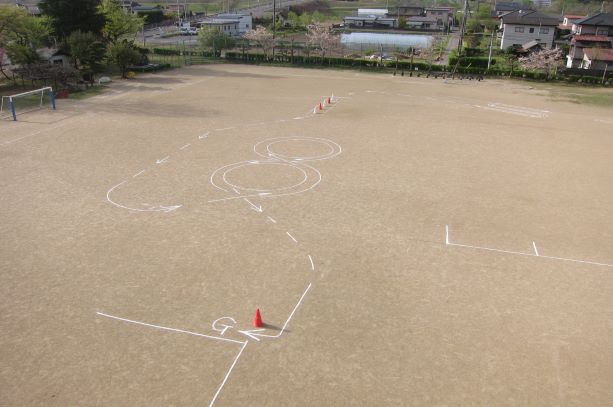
[244,26,275,59]
[306,22,337,58]
[198,28,236,58]
[98,0,144,44]
[66,30,106,82]
[107,40,140,78]
[518,48,564,78]
[39,0,105,39]
[0,6,50,79]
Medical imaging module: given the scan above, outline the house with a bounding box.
[37,48,71,66]
[570,13,613,35]
[565,13,613,68]
[198,19,241,36]
[581,47,613,69]
[499,10,558,49]
[566,35,612,67]
[491,2,526,18]
[344,15,398,28]
[395,4,424,18]
[424,6,454,29]
[357,9,388,17]
[406,16,439,30]
[559,14,586,30]
[216,13,253,35]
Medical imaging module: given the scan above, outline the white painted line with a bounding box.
[215,127,235,131]
[445,227,613,268]
[106,181,181,213]
[156,156,169,165]
[208,341,248,407]
[533,241,539,256]
[445,225,450,245]
[267,216,277,224]
[96,312,244,345]
[286,231,298,243]
[232,187,241,195]
[243,198,263,213]
[132,170,145,178]
[308,255,315,271]
[180,143,191,150]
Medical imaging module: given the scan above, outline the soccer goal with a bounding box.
[0,87,56,121]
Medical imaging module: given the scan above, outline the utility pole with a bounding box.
[457,0,469,53]
[272,0,276,59]
[487,29,494,69]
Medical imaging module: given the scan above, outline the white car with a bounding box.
[179,27,198,35]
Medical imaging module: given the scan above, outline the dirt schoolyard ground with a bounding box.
[1,65,612,406]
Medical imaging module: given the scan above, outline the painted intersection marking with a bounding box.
[445,225,613,268]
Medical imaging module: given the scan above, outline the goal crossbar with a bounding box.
[1,87,56,121]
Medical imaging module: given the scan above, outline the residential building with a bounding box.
[581,47,613,69]
[491,2,526,18]
[571,13,613,35]
[405,16,438,30]
[499,10,558,49]
[424,6,454,29]
[395,4,424,18]
[559,14,586,30]
[216,13,252,35]
[357,9,388,17]
[198,19,241,36]
[566,13,613,68]
[344,15,398,28]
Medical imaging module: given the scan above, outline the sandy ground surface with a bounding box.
[1,64,612,406]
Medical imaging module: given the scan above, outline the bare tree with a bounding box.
[244,26,275,60]
[518,48,564,79]
[306,22,337,58]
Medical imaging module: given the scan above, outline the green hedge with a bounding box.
[448,56,496,68]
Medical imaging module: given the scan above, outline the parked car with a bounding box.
[179,27,198,35]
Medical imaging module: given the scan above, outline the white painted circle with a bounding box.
[254,137,341,162]
[223,162,309,192]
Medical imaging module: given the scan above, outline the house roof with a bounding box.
[500,10,559,26]
[574,13,613,27]
[202,19,239,24]
[407,16,438,22]
[495,2,524,11]
[573,35,612,42]
[564,14,586,19]
[583,47,613,61]
[521,40,541,50]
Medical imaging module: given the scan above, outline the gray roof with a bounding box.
[574,13,613,27]
[500,10,559,26]
[495,2,524,11]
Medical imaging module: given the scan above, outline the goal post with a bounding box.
[0,87,56,121]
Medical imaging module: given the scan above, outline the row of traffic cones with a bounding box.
[313,93,336,114]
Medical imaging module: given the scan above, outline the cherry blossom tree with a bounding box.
[244,26,275,59]
[306,22,337,58]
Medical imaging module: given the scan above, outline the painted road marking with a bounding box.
[286,231,298,243]
[445,225,613,268]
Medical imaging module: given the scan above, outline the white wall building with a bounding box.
[216,13,253,35]
[499,10,558,49]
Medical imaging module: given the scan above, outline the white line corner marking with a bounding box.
[238,282,313,341]
[445,225,612,267]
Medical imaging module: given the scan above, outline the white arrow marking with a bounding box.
[156,156,169,165]
[237,328,265,341]
[199,132,210,139]
[243,198,263,213]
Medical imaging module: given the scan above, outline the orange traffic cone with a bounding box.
[253,309,263,328]
[327,97,331,104]
[319,102,323,110]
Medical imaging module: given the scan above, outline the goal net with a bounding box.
[1,87,56,121]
